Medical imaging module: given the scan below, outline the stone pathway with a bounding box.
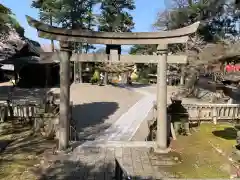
[75,85,178,148]
[89,92,154,142]
[40,147,116,180]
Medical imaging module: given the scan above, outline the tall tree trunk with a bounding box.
[49,12,54,52]
[71,7,83,83]
[85,4,92,54]
[78,43,83,83]
[45,12,54,87]
[188,0,193,6]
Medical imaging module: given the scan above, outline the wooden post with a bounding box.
[74,61,77,83]
[155,44,170,153]
[58,42,71,151]
[76,43,83,83]
[104,45,110,85]
[180,65,185,85]
[79,60,83,83]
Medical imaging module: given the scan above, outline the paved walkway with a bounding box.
[40,147,116,180]
[75,85,178,148]
[81,93,155,148]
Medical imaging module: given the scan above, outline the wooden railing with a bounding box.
[153,103,240,124]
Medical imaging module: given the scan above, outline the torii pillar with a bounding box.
[155,44,170,153]
[58,41,71,150]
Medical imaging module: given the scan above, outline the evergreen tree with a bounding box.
[98,0,135,32]
[31,0,62,51]
[155,0,238,42]
[129,44,156,55]
[31,0,99,52]
[128,0,240,55]
[0,3,24,36]
[0,4,12,27]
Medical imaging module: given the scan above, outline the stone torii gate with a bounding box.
[26,15,199,152]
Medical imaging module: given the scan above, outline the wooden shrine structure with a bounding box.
[26,15,200,152]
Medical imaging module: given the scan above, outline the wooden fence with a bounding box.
[0,102,40,122]
[0,100,78,141]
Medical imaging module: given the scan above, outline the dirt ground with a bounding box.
[0,122,56,180]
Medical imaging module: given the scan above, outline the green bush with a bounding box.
[90,70,100,84]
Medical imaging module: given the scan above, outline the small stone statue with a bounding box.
[167,94,190,136]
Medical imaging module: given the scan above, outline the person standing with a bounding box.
[118,74,122,83]
[127,71,132,85]
[99,72,104,86]
[225,61,235,73]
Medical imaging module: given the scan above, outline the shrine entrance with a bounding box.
[26,15,199,152]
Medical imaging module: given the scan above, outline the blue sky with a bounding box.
[1,0,165,51]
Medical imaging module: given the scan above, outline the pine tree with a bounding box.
[98,0,135,32]
[31,0,61,51]
[0,4,24,36]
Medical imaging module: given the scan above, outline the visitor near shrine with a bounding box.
[225,61,236,72]
[99,72,104,86]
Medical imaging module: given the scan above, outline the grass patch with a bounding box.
[163,123,236,178]
[0,122,56,180]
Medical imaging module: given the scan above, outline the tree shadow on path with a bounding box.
[32,147,116,180]
[72,102,119,141]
